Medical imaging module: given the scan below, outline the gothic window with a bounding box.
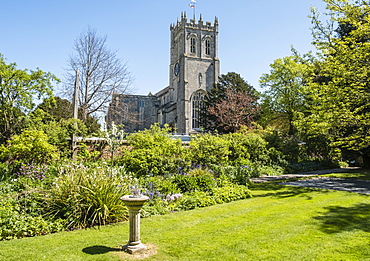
[192,91,205,130]
[205,39,211,55]
[190,37,196,54]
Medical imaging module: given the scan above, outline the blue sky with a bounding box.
[1,0,327,95]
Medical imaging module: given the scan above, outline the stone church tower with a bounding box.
[107,13,220,134]
[157,13,220,133]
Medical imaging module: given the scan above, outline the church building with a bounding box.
[106,13,220,134]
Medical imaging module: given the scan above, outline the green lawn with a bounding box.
[0,173,369,260]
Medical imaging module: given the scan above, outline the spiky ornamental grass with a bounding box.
[44,164,131,229]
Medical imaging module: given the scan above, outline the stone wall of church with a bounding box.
[106,93,157,133]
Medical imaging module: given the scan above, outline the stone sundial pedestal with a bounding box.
[120,195,149,254]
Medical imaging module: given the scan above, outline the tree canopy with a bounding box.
[259,55,312,135]
[65,27,132,123]
[204,72,259,133]
[0,54,58,143]
[296,0,370,166]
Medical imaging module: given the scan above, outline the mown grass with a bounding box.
[0,173,369,260]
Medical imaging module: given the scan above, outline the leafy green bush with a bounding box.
[173,174,216,194]
[175,191,216,211]
[139,176,180,198]
[189,133,231,166]
[194,174,216,192]
[0,183,64,240]
[0,211,65,240]
[0,130,59,164]
[286,160,338,174]
[210,164,252,184]
[141,199,170,217]
[188,131,288,177]
[172,175,199,193]
[120,124,189,176]
[173,183,251,211]
[254,165,285,176]
[211,185,251,203]
[225,132,267,164]
[44,164,130,229]
[0,162,13,181]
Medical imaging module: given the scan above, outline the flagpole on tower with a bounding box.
[189,0,196,20]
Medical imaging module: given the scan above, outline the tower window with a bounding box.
[190,37,196,54]
[192,91,205,130]
[205,39,211,55]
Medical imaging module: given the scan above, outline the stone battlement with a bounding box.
[170,12,218,32]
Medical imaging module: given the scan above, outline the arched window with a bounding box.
[192,91,205,130]
[205,39,211,55]
[190,37,196,54]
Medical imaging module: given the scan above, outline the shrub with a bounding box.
[225,132,267,165]
[193,174,216,192]
[16,162,48,181]
[189,131,288,177]
[189,133,231,166]
[172,175,199,193]
[120,124,189,176]
[254,165,285,176]
[210,164,252,184]
[122,147,187,176]
[286,160,338,174]
[211,185,251,203]
[141,199,170,217]
[0,211,65,240]
[173,174,216,194]
[0,183,64,240]
[175,192,216,211]
[0,162,13,181]
[174,184,251,211]
[0,130,59,164]
[139,176,180,199]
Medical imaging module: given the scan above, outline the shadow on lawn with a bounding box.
[250,182,328,199]
[313,203,370,234]
[82,245,121,255]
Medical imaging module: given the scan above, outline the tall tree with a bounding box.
[204,72,258,133]
[297,0,370,166]
[0,54,58,143]
[259,55,312,135]
[34,96,100,135]
[65,27,132,123]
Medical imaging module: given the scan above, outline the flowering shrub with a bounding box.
[17,162,48,180]
[165,193,183,203]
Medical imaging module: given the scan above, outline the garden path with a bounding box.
[251,167,370,194]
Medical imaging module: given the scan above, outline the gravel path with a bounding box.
[250,167,370,194]
[251,167,360,183]
[279,177,370,194]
